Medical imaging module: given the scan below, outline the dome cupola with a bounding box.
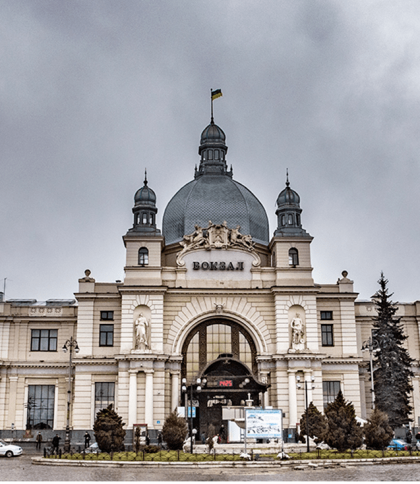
[128,171,161,235]
[196,119,231,178]
[162,119,269,245]
[274,172,310,238]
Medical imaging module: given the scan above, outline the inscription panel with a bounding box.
[183,249,254,281]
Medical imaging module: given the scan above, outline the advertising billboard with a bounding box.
[245,409,283,439]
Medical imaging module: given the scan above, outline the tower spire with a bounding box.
[286,168,290,187]
[144,168,148,185]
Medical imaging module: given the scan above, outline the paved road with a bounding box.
[2,455,419,481]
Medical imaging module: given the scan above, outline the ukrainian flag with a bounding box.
[211,89,223,100]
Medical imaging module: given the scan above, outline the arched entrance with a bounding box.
[181,319,268,440]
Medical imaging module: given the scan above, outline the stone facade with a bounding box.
[1,118,419,440]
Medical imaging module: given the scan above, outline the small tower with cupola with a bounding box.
[123,172,164,285]
[270,173,314,286]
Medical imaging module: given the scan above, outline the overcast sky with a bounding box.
[1,0,419,304]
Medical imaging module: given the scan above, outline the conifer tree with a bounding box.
[363,408,393,450]
[93,404,126,452]
[299,402,328,444]
[324,391,363,452]
[372,273,414,428]
[162,410,188,450]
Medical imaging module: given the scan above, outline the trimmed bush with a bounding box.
[93,404,126,453]
[364,408,393,450]
[162,410,188,450]
[299,402,328,444]
[324,391,363,452]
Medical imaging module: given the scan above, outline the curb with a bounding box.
[31,455,420,469]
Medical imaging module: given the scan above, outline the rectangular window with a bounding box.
[321,324,334,346]
[30,329,57,352]
[99,324,114,347]
[323,381,340,409]
[100,311,114,321]
[94,382,115,417]
[27,385,55,429]
[321,311,333,320]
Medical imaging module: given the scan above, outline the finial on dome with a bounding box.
[144,169,148,186]
[286,169,290,187]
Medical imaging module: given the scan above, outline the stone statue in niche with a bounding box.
[290,313,305,351]
[135,313,150,350]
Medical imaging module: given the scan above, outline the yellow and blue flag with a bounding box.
[211,89,223,100]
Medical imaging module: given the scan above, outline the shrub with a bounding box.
[363,408,393,450]
[299,402,328,444]
[93,404,126,453]
[162,410,188,450]
[143,445,159,453]
[324,391,363,452]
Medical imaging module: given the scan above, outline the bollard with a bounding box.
[59,449,62,459]
[43,447,46,458]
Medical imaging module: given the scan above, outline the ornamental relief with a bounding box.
[176,221,261,267]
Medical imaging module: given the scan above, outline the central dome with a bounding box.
[162,120,269,246]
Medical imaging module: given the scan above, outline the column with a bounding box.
[288,370,297,428]
[23,385,29,429]
[144,370,154,428]
[171,371,180,412]
[260,371,270,408]
[7,376,18,428]
[128,370,138,428]
[304,370,313,405]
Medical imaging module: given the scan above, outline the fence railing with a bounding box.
[44,446,420,462]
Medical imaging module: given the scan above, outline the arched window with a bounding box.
[289,248,299,267]
[296,214,301,226]
[208,150,213,160]
[288,214,293,225]
[281,215,285,226]
[181,320,257,382]
[138,247,149,266]
[142,213,148,224]
[149,213,154,225]
[215,150,219,160]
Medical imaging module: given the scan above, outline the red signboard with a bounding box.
[218,380,233,387]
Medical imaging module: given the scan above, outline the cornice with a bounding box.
[322,357,363,365]
[118,287,168,295]
[165,288,273,296]
[270,286,320,295]
[114,353,171,362]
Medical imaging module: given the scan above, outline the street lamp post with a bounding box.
[181,377,205,453]
[62,336,79,453]
[361,336,380,409]
[297,375,315,453]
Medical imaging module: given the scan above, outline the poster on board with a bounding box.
[245,409,283,438]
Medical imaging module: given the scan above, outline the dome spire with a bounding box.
[274,177,310,238]
[127,172,160,235]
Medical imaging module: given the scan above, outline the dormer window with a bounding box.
[138,247,149,265]
[289,248,299,266]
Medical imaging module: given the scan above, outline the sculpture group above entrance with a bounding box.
[176,221,260,267]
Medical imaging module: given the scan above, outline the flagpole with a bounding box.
[211,88,214,122]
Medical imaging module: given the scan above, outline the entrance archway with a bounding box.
[181,318,258,382]
[181,320,268,441]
